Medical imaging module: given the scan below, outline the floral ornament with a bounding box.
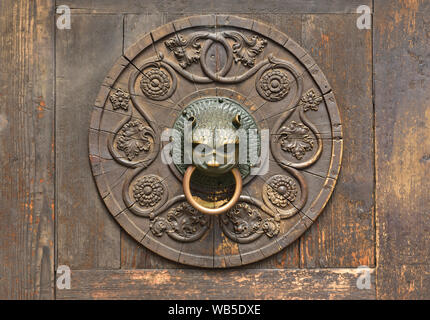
[117,120,153,161]
[265,175,298,208]
[224,31,267,67]
[299,89,323,112]
[149,203,210,242]
[149,217,169,237]
[166,202,210,240]
[278,121,314,160]
[133,175,164,208]
[221,203,280,242]
[109,89,130,111]
[164,34,202,69]
[258,68,290,101]
[261,218,280,237]
[225,203,262,238]
[140,68,171,99]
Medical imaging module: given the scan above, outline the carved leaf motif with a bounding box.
[222,203,280,240]
[167,203,209,238]
[164,34,202,69]
[117,120,153,161]
[149,217,169,237]
[262,218,280,237]
[278,121,314,160]
[299,88,323,112]
[149,203,210,242]
[224,31,267,67]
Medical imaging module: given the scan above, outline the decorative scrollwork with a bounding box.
[116,120,154,161]
[278,121,314,160]
[299,89,323,112]
[258,68,290,101]
[223,31,267,67]
[220,203,280,243]
[264,175,298,208]
[133,175,165,208]
[161,31,276,85]
[165,34,203,68]
[150,202,210,242]
[109,88,130,111]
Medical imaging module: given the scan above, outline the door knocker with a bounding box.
[89,15,343,267]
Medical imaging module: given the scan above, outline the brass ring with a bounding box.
[183,166,242,215]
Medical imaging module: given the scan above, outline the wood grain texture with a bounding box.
[62,0,371,14]
[56,14,123,269]
[56,268,375,299]
[374,0,430,299]
[0,0,55,299]
[299,14,375,268]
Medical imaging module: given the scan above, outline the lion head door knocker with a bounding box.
[90,15,342,268]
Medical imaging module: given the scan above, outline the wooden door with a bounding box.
[1,0,429,300]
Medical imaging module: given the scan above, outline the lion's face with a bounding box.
[189,111,241,176]
[172,96,260,187]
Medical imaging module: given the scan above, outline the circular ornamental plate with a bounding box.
[89,15,343,268]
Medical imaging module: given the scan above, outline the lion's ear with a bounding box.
[232,114,241,128]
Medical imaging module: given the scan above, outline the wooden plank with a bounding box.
[299,14,374,267]
[62,0,372,14]
[56,268,375,299]
[0,0,55,299]
[56,14,123,269]
[374,0,430,299]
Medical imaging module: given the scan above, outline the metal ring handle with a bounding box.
[183,166,242,215]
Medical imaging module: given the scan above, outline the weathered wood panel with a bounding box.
[299,14,375,268]
[374,0,430,299]
[63,0,372,14]
[56,14,123,269]
[0,0,55,299]
[57,268,375,299]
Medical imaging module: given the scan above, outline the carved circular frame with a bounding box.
[89,15,343,268]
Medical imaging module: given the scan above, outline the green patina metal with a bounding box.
[172,96,261,190]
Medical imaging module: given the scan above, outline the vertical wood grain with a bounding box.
[56,14,123,269]
[374,0,430,299]
[299,14,375,268]
[0,0,55,299]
